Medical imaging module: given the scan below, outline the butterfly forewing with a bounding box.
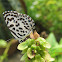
[3,11,35,42]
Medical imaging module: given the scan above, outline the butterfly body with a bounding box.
[3,11,35,42]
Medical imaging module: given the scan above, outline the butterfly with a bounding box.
[3,11,35,42]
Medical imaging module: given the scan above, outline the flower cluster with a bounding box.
[17,31,54,62]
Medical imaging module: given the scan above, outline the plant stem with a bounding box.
[0,39,13,62]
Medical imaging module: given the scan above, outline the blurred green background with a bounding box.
[0,0,62,62]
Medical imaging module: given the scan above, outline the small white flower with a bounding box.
[33,1,38,5]
[35,14,41,18]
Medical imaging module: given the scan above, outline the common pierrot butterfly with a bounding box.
[3,11,35,42]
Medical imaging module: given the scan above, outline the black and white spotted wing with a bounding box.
[3,11,35,42]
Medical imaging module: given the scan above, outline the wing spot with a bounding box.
[10,24,14,27]
[7,18,14,21]
[16,21,17,23]
[13,28,15,30]
[25,21,27,22]
[28,20,31,22]
[19,27,23,30]
[11,30,20,38]
[26,23,28,25]
[27,26,29,27]
[23,34,25,36]
[18,33,22,36]
[16,29,19,32]
[14,15,17,17]
[22,21,25,24]
[18,19,19,20]
[23,31,24,33]
[23,19,25,20]
[24,26,29,30]
[16,23,20,27]
[25,31,27,33]
[20,18,23,20]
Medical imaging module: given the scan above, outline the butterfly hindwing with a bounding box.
[3,11,35,42]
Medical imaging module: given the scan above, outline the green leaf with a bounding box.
[36,37,51,48]
[17,39,34,50]
[59,38,62,45]
[43,51,55,62]
[21,48,28,54]
[36,46,41,51]
[17,41,28,50]
[39,50,45,57]
[0,39,7,48]
[8,0,25,13]
[31,44,37,50]
[25,58,32,62]
[57,55,62,62]
[46,32,58,47]
[49,45,62,57]
[27,48,35,59]
[33,54,45,62]
[20,52,27,61]
[26,39,35,47]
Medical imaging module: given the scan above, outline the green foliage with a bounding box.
[18,38,54,62]
[24,0,62,34]
[0,39,7,48]
[59,38,62,45]
[0,0,13,40]
[0,39,14,62]
[8,0,25,13]
[46,33,58,47]
[57,55,62,62]
[46,32,62,62]
[0,0,5,14]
